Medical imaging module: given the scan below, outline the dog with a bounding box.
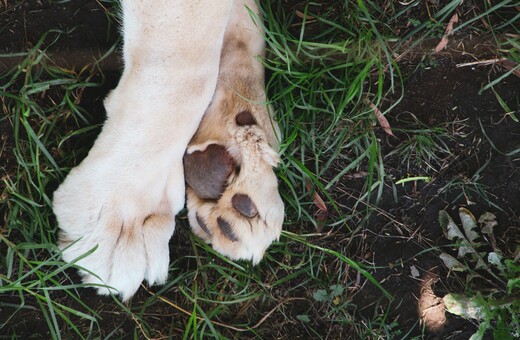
[53,0,284,301]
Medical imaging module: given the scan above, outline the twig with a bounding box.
[131,314,154,340]
[456,58,505,68]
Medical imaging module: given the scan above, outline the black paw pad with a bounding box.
[235,110,256,126]
[217,217,239,242]
[183,144,235,200]
[232,193,258,218]
[196,213,212,236]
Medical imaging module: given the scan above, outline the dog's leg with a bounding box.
[53,0,233,301]
[184,0,284,263]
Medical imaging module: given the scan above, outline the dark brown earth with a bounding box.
[352,61,520,339]
[1,1,519,339]
[0,0,120,70]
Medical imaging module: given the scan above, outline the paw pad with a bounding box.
[217,217,239,242]
[183,144,235,199]
[231,193,258,218]
[196,213,212,236]
[235,110,256,126]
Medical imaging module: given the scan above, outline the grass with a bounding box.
[1,0,519,338]
[384,112,456,172]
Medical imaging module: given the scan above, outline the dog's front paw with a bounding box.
[184,98,284,264]
[53,150,181,301]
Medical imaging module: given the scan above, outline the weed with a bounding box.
[437,154,500,209]
[385,112,455,173]
[439,208,519,339]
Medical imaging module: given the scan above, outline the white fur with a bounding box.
[54,0,284,301]
[54,0,233,301]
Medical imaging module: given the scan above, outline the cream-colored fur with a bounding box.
[53,0,283,301]
[186,0,283,264]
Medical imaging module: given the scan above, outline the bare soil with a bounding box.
[353,60,520,338]
[1,1,518,338]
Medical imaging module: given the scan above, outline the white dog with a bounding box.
[53,0,284,301]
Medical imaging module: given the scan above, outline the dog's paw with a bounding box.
[53,151,182,301]
[184,97,284,264]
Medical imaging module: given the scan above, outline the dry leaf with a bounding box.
[478,211,499,253]
[410,265,420,278]
[305,180,328,213]
[439,210,475,258]
[459,207,481,249]
[313,191,328,228]
[439,252,467,272]
[434,13,459,52]
[363,98,394,136]
[439,210,465,240]
[304,179,328,229]
[313,191,327,213]
[487,252,505,271]
[478,212,497,235]
[295,10,315,20]
[443,293,487,321]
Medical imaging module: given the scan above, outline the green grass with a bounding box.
[1,0,519,338]
[260,0,410,228]
[384,112,457,172]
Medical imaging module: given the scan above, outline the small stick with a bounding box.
[456,58,505,68]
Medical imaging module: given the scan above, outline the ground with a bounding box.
[1,1,519,339]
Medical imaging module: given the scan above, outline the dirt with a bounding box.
[0,0,119,70]
[1,1,519,339]
[350,60,520,339]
